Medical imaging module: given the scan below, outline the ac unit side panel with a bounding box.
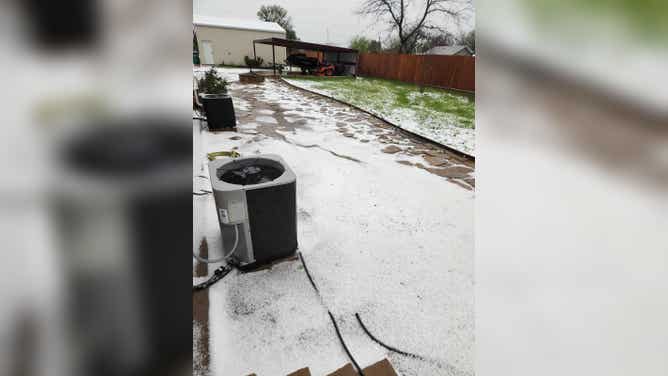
[245,181,298,265]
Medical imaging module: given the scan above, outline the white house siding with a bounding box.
[194,26,286,67]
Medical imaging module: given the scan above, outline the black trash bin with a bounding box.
[201,94,236,130]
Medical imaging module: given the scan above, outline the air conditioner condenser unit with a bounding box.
[208,154,298,271]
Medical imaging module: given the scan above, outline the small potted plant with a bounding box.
[239,56,265,84]
[198,67,236,130]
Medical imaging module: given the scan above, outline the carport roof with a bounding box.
[253,38,358,54]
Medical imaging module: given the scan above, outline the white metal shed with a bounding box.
[193,16,286,66]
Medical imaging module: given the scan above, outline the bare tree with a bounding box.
[416,30,457,53]
[359,0,472,53]
[459,29,475,52]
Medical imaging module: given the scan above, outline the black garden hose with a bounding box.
[298,252,364,375]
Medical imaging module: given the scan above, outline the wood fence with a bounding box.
[357,53,475,92]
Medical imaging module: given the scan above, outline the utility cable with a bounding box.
[192,224,239,264]
[298,252,319,293]
[193,176,212,195]
[355,313,425,360]
[328,311,363,374]
[192,228,241,291]
[193,263,234,291]
[298,252,364,375]
[300,253,444,372]
[355,312,454,371]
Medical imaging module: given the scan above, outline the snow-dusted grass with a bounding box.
[284,76,475,155]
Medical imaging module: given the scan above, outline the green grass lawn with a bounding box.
[285,76,475,129]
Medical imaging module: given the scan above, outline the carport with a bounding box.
[252,37,359,75]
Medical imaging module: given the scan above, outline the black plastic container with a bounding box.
[201,94,236,130]
[54,119,192,375]
[24,0,99,48]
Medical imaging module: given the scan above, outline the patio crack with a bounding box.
[255,126,363,163]
[291,141,363,163]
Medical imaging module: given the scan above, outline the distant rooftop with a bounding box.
[193,15,285,34]
[424,45,474,56]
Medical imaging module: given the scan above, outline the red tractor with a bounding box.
[286,53,336,76]
[314,63,335,76]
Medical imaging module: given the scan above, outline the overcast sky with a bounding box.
[193,0,474,47]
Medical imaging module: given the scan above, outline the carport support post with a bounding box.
[252,42,257,73]
[272,44,276,76]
